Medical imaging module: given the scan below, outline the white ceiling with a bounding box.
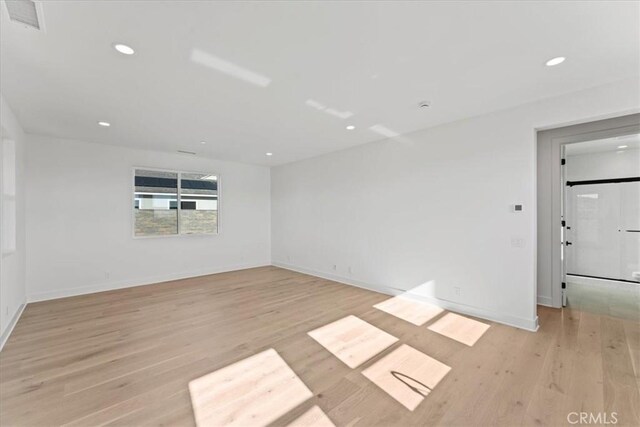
[565,133,640,155]
[1,1,639,166]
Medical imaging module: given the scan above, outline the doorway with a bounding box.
[562,135,639,318]
[537,113,640,318]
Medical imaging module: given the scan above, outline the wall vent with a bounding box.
[5,0,41,30]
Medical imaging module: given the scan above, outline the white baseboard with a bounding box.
[273,261,539,332]
[28,262,271,303]
[537,295,554,307]
[0,302,26,352]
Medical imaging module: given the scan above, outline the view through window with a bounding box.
[134,169,218,236]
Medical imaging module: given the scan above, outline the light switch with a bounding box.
[511,237,525,248]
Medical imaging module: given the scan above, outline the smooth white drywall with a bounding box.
[25,135,271,301]
[271,78,640,331]
[0,94,27,346]
[566,148,640,181]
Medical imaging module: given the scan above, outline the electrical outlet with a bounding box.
[287,255,291,262]
[332,264,337,271]
[348,266,352,275]
[105,272,110,279]
[454,286,461,296]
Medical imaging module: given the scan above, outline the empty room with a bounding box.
[0,1,639,426]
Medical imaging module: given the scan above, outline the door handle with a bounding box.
[565,241,572,246]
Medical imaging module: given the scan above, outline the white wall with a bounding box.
[26,135,271,301]
[566,148,640,181]
[0,95,27,345]
[271,78,640,331]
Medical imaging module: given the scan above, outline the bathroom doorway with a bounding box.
[537,113,639,321]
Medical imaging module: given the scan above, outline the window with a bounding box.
[180,172,218,234]
[133,168,218,237]
[2,139,16,254]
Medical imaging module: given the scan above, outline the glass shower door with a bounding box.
[620,181,640,281]
[566,181,640,282]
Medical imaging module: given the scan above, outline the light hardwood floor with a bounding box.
[1,266,638,426]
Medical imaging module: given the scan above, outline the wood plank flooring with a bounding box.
[1,266,638,426]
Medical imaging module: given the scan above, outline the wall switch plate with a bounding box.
[511,237,525,248]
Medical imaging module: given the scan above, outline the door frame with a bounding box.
[536,114,640,308]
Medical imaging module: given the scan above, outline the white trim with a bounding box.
[537,295,553,307]
[28,262,269,303]
[537,116,640,309]
[0,302,26,352]
[273,262,539,332]
[534,108,640,132]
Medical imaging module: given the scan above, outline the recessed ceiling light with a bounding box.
[200,141,207,145]
[346,125,355,130]
[617,145,628,149]
[545,56,565,66]
[97,121,111,127]
[266,152,273,156]
[113,43,135,55]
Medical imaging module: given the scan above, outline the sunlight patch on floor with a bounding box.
[308,315,399,368]
[427,312,490,346]
[361,344,451,411]
[287,405,336,427]
[188,348,313,426]
[374,295,444,326]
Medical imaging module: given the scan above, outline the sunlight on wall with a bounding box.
[307,315,398,368]
[361,344,451,411]
[427,312,490,346]
[188,348,312,426]
[401,281,437,299]
[374,295,444,326]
